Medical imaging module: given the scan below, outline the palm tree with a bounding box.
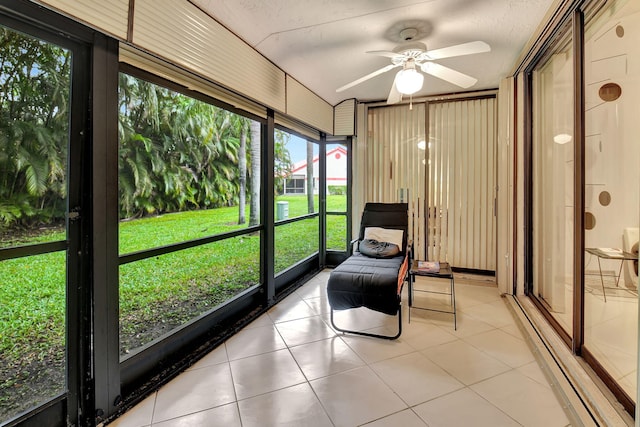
[273,130,293,196]
[118,75,247,217]
[249,120,261,227]
[118,75,167,217]
[0,28,70,229]
[234,117,250,224]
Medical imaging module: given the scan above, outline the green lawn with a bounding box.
[1,195,347,416]
[1,194,346,359]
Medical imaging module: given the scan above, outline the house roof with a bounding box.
[290,146,347,174]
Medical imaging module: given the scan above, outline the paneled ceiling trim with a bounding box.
[333,99,356,136]
[36,0,129,39]
[275,113,321,141]
[285,75,333,135]
[132,0,287,112]
[119,43,267,118]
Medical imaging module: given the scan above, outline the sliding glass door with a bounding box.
[582,0,640,408]
[526,0,640,415]
[530,27,575,338]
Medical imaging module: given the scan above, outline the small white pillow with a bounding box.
[364,227,404,249]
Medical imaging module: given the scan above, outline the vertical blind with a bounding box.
[428,98,497,270]
[365,98,497,270]
[367,104,427,259]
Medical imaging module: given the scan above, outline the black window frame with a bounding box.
[0,1,96,425]
[115,64,272,403]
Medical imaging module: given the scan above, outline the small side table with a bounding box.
[585,248,637,302]
[409,260,456,330]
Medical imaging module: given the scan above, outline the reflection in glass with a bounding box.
[583,0,639,403]
[531,31,574,336]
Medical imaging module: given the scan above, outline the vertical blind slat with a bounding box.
[366,105,426,258]
[427,99,497,270]
[366,99,496,269]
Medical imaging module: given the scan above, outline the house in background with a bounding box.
[283,146,347,195]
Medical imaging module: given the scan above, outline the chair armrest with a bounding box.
[349,238,359,256]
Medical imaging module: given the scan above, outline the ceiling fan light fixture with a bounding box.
[553,133,572,144]
[395,68,424,95]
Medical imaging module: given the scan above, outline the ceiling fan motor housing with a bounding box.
[391,42,428,63]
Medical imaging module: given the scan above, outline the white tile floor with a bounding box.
[107,270,572,427]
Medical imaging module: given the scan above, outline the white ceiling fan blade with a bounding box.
[421,62,478,88]
[425,41,490,60]
[336,63,400,92]
[366,50,402,59]
[386,72,402,104]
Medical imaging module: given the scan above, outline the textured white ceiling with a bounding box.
[191,0,555,105]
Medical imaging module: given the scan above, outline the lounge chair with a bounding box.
[327,202,411,339]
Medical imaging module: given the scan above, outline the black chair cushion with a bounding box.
[327,252,405,315]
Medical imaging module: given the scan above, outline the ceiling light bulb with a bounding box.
[395,68,424,95]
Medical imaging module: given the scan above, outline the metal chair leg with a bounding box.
[329,305,402,340]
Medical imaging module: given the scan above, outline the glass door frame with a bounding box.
[0,1,99,425]
[521,1,636,416]
[523,13,581,350]
[325,136,352,267]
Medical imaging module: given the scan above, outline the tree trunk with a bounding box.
[238,123,247,224]
[249,120,261,227]
[306,140,314,213]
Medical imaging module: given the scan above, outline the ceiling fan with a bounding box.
[336,28,490,104]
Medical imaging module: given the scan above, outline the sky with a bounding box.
[286,134,319,163]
